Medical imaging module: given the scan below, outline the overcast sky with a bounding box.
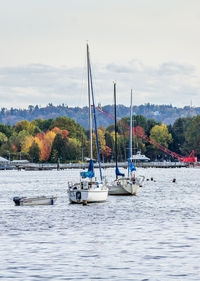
[0,0,200,109]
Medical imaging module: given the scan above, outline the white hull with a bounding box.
[108,176,145,196]
[68,181,108,204]
[13,196,57,206]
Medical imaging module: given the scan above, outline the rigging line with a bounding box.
[87,50,103,108]
[89,59,103,181]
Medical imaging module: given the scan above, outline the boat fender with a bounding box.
[51,198,54,205]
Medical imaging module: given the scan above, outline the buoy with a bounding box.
[172,178,176,183]
[151,177,153,181]
[146,178,149,181]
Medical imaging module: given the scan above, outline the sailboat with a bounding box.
[68,44,108,204]
[108,85,145,195]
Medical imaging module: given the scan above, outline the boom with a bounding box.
[96,106,197,163]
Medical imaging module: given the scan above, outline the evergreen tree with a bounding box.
[29,141,40,162]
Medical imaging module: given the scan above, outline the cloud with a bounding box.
[0,61,199,109]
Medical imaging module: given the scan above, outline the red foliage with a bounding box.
[62,129,69,139]
[36,132,44,140]
[133,126,145,137]
[102,146,112,157]
[40,141,51,161]
[12,144,18,153]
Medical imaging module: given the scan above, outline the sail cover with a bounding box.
[81,159,95,178]
[129,162,136,172]
[116,165,125,177]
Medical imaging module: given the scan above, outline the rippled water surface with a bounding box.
[0,167,200,280]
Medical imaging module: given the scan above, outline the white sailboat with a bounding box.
[68,44,108,204]
[108,86,145,196]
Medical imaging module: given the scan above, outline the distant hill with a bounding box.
[0,103,199,129]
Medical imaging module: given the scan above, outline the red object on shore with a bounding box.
[96,106,197,163]
[182,150,197,163]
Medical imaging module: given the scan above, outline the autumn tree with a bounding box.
[50,116,85,141]
[14,120,40,135]
[150,124,173,160]
[21,136,34,153]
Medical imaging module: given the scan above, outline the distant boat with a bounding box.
[108,86,145,196]
[68,44,108,204]
[13,196,57,206]
[130,151,150,162]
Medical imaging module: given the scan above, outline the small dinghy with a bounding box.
[13,196,57,206]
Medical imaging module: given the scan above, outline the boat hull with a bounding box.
[108,180,139,196]
[68,182,108,204]
[108,176,145,196]
[13,196,57,206]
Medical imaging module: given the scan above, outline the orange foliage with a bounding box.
[34,130,56,161]
[52,127,62,135]
[19,127,67,162]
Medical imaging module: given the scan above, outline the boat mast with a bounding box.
[130,90,133,161]
[87,44,93,160]
[114,82,118,180]
[129,90,133,177]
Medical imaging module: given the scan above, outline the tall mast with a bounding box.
[114,82,118,179]
[128,89,133,177]
[87,44,93,160]
[130,89,133,161]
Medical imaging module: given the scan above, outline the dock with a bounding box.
[5,161,192,171]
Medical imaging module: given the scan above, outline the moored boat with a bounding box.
[68,44,108,204]
[108,86,145,196]
[13,196,57,206]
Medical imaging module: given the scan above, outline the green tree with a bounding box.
[9,130,30,152]
[171,117,192,154]
[0,123,13,138]
[14,120,40,136]
[146,118,161,136]
[29,141,40,162]
[50,116,85,141]
[32,119,53,132]
[184,115,200,157]
[0,132,8,145]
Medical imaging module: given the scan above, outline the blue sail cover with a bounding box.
[81,159,95,178]
[129,162,136,172]
[116,165,125,177]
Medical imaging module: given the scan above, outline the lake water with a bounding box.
[0,167,199,280]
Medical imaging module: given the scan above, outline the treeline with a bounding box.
[1,103,200,128]
[0,115,200,163]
